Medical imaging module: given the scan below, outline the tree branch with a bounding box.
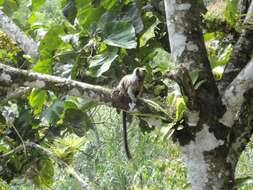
[226,97,253,170]
[0,10,38,58]
[0,87,30,105]
[0,142,92,190]
[218,1,253,94]
[219,57,253,127]
[0,63,170,121]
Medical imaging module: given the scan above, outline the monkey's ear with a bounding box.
[142,68,147,74]
[135,68,140,75]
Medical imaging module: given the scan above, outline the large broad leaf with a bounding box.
[77,6,104,27]
[75,0,90,8]
[101,0,117,10]
[43,101,64,124]
[63,109,91,136]
[103,21,137,49]
[33,58,52,74]
[1,0,18,14]
[28,89,48,115]
[34,158,54,187]
[34,26,64,74]
[38,26,64,55]
[89,48,118,76]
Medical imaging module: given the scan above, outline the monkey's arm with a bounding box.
[127,86,137,102]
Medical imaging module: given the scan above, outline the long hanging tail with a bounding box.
[122,111,132,160]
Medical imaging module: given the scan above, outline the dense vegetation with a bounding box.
[0,0,253,189]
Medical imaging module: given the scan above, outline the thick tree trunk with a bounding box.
[180,124,235,190]
[164,0,253,189]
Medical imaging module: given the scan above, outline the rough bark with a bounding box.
[220,58,253,127]
[218,1,253,94]
[163,0,253,189]
[0,10,38,58]
[0,63,170,121]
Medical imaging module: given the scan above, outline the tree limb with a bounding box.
[218,1,253,94]
[0,10,38,58]
[0,63,170,121]
[219,57,253,127]
[0,87,30,105]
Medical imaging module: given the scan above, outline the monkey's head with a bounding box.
[134,67,147,80]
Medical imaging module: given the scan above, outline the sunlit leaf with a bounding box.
[89,47,118,76]
[64,100,79,110]
[28,89,48,115]
[167,93,175,105]
[38,26,64,54]
[77,6,104,27]
[33,58,52,74]
[175,97,185,121]
[32,0,45,11]
[103,21,137,49]
[235,176,253,188]
[225,0,239,28]
[101,0,117,10]
[189,70,199,85]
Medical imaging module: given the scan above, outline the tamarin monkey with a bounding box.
[114,67,147,159]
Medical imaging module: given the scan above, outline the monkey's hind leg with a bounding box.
[122,111,132,160]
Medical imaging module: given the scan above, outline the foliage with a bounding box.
[0,0,252,189]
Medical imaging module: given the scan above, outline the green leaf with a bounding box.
[189,70,199,85]
[175,97,185,121]
[235,176,253,188]
[28,89,48,115]
[1,0,18,14]
[194,80,207,90]
[32,0,45,11]
[79,100,97,111]
[89,48,118,76]
[77,6,104,27]
[33,58,52,74]
[64,100,79,110]
[43,101,64,124]
[75,0,90,8]
[225,0,239,28]
[63,109,91,136]
[103,21,137,49]
[35,158,54,187]
[101,0,117,10]
[204,32,216,42]
[38,26,64,55]
[167,93,175,105]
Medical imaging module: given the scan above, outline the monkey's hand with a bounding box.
[111,89,120,97]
